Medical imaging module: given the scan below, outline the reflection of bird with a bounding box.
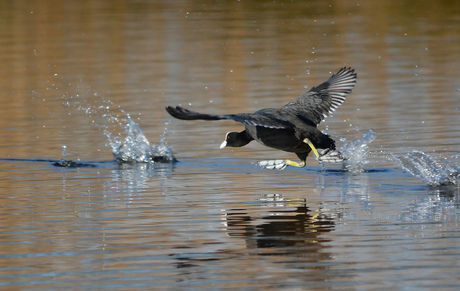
[166,67,357,170]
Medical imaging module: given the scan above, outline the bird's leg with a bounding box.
[303,137,346,163]
[258,138,341,170]
[257,139,314,170]
[302,138,320,159]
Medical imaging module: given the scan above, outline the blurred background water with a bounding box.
[0,0,459,289]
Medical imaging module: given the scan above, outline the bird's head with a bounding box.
[220,132,251,148]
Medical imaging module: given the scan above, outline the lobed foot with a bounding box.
[317,149,346,163]
[257,159,306,171]
[257,159,288,170]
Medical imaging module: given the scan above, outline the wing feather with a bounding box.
[166,67,357,130]
[284,67,357,125]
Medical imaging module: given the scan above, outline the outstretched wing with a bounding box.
[284,67,357,125]
[165,106,288,129]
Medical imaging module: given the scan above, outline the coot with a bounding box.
[166,67,357,170]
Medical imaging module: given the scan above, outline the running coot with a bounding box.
[166,67,357,170]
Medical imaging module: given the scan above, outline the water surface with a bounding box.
[0,1,459,289]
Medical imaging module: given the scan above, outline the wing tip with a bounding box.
[336,66,358,79]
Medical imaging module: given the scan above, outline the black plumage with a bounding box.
[166,67,357,168]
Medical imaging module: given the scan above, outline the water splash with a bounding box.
[393,150,458,186]
[104,110,176,163]
[339,129,377,174]
[151,121,177,163]
[65,93,176,163]
[453,153,460,171]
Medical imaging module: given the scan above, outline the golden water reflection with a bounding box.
[0,0,460,289]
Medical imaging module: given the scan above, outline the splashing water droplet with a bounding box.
[62,145,67,159]
[393,150,458,186]
[339,130,377,174]
[66,93,176,163]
